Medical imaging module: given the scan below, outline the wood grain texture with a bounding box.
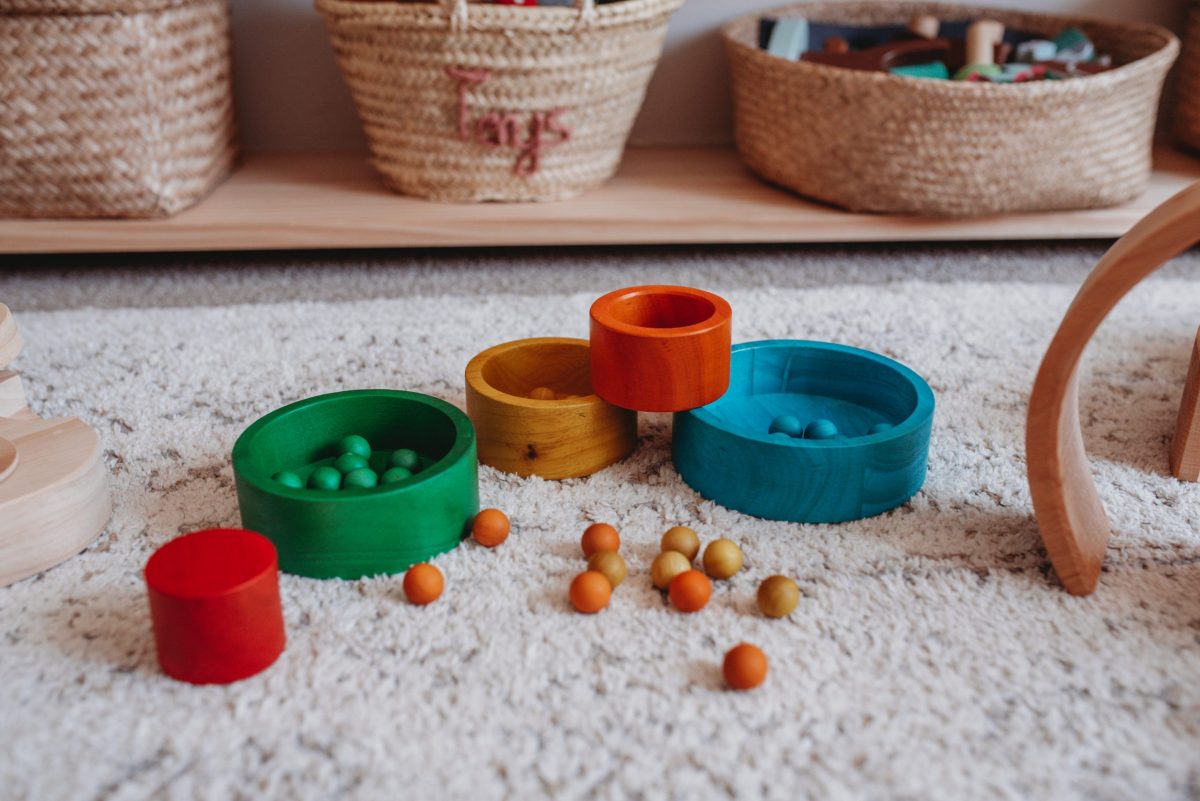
[0,305,21,368]
[0,306,111,587]
[590,286,732,412]
[465,338,637,479]
[672,340,934,523]
[1170,327,1200,482]
[1027,180,1200,596]
[2,147,1200,254]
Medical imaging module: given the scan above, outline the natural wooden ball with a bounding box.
[757,575,800,618]
[651,550,692,589]
[660,525,700,562]
[529,386,556,400]
[581,523,620,557]
[587,550,627,588]
[703,538,744,580]
[723,643,768,690]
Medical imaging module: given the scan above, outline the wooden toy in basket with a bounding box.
[723,2,1178,216]
[465,337,637,479]
[1027,180,1200,596]
[315,0,683,202]
[672,340,934,523]
[589,285,733,412]
[0,304,111,587]
[0,0,237,218]
[232,390,479,579]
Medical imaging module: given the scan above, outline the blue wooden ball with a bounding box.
[338,434,372,460]
[804,419,839,440]
[768,414,804,438]
[868,422,894,435]
[307,466,343,491]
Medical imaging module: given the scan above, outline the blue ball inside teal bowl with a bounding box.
[672,340,935,523]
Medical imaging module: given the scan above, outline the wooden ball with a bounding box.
[338,434,372,459]
[703,538,744,579]
[587,550,627,588]
[529,386,556,400]
[569,570,612,613]
[668,570,712,613]
[757,575,800,618]
[581,523,620,557]
[804,418,839,440]
[651,550,692,589]
[660,525,700,561]
[403,563,444,605]
[723,643,768,690]
[472,508,510,548]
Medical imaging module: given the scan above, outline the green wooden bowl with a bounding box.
[232,390,479,579]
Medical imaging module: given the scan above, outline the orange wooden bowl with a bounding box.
[589,285,733,412]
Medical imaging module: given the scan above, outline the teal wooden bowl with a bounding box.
[672,340,934,523]
[232,390,479,579]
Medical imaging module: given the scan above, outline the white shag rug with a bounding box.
[2,271,1199,801]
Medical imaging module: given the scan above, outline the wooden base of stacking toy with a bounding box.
[1170,327,1200,482]
[0,304,111,588]
[1028,180,1200,596]
[590,285,732,412]
[672,340,934,523]
[465,337,637,479]
[232,389,479,579]
[145,528,286,684]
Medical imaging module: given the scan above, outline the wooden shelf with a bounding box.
[3,146,1200,254]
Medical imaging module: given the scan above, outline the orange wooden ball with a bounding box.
[581,523,620,557]
[472,508,510,548]
[569,570,612,613]
[723,643,768,690]
[668,569,712,613]
[403,563,444,605]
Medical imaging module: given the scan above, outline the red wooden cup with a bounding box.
[589,285,733,412]
[145,528,285,684]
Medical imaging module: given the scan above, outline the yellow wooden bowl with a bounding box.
[465,338,637,479]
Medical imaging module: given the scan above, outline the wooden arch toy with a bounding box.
[0,304,111,587]
[1027,181,1200,596]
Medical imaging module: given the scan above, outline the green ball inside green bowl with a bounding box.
[233,390,479,579]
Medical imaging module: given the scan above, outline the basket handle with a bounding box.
[444,0,597,31]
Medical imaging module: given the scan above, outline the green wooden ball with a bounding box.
[334,453,369,474]
[338,434,372,459]
[343,468,379,489]
[381,467,413,485]
[273,471,304,489]
[308,466,343,491]
[390,448,420,471]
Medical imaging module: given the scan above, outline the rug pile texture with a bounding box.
[1,250,1198,800]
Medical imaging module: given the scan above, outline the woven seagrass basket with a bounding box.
[1176,1,1200,151]
[724,2,1179,217]
[316,0,683,203]
[0,0,238,219]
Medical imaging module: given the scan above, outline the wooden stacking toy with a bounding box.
[232,389,479,579]
[0,304,111,587]
[1028,180,1200,595]
[1172,327,1200,482]
[465,337,636,479]
[589,285,732,412]
[673,340,934,523]
[145,528,285,684]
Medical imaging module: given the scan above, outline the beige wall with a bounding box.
[232,0,1186,152]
